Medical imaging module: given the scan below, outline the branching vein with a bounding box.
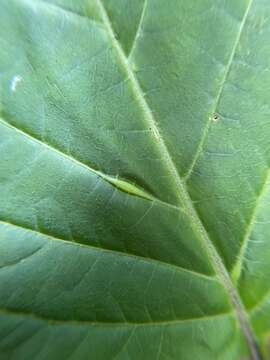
[185,0,254,180]
[95,1,261,359]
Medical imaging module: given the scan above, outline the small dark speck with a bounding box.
[212,113,219,122]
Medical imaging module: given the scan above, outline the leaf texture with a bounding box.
[0,0,270,359]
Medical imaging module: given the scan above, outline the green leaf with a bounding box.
[0,0,269,359]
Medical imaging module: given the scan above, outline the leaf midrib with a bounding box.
[95,0,259,358]
[1,0,260,357]
[96,0,184,205]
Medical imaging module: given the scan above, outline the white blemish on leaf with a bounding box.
[11,75,22,92]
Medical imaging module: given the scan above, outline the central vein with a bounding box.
[95,1,261,359]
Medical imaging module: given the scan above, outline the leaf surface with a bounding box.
[0,0,270,359]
